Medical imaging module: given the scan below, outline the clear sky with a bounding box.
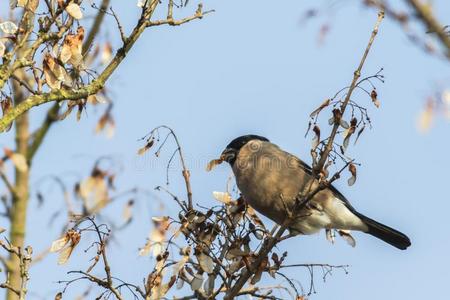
[1,0,450,299]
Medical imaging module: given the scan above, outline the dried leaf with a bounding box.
[172,248,190,275]
[43,53,71,90]
[138,239,152,256]
[310,98,330,118]
[347,163,357,186]
[197,252,214,274]
[338,230,356,247]
[61,27,84,67]
[212,191,233,205]
[50,230,81,265]
[417,99,433,133]
[251,256,268,284]
[0,21,18,34]
[79,175,109,213]
[66,3,83,19]
[122,199,134,223]
[137,139,154,155]
[101,42,113,65]
[206,158,223,171]
[4,149,28,172]
[340,119,349,129]
[137,0,146,7]
[354,125,365,145]
[371,89,380,108]
[95,112,115,139]
[311,125,320,149]
[247,206,265,229]
[50,235,70,252]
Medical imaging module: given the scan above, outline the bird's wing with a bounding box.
[292,155,359,214]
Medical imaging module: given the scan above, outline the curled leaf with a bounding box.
[137,139,154,155]
[206,158,223,172]
[310,98,331,118]
[251,256,268,284]
[341,117,356,153]
[347,163,357,186]
[338,230,356,247]
[311,125,320,149]
[50,229,81,265]
[371,89,380,108]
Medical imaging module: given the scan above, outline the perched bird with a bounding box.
[217,134,411,250]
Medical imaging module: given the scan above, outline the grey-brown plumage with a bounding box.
[220,135,411,250]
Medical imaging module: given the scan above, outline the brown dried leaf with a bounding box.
[354,125,365,145]
[61,27,84,67]
[137,139,154,155]
[43,53,71,90]
[206,158,223,172]
[79,176,109,213]
[101,42,113,65]
[371,89,380,108]
[347,163,357,186]
[50,230,81,265]
[4,149,28,172]
[247,206,265,229]
[50,235,70,253]
[310,98,331,118]
[338,229,356,247]
[122,199,134,223]
[417,99,433,133]
[251,256,268,284]
[311,125,320,149]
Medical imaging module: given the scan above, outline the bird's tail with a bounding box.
[355,212,411,250]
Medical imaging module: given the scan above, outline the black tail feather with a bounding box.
[355,213,411,250]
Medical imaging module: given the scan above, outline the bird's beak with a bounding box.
[220,148,236,163]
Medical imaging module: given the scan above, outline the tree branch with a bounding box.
[223,11,385,300]
[0,1,211,132]
[406,0,450,59]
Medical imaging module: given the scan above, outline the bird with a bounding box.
[217,134,411,250]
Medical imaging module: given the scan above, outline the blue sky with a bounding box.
[1,0,450,299]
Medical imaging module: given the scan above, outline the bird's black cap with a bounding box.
[221,134,269,165]
[225,134,269,151]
